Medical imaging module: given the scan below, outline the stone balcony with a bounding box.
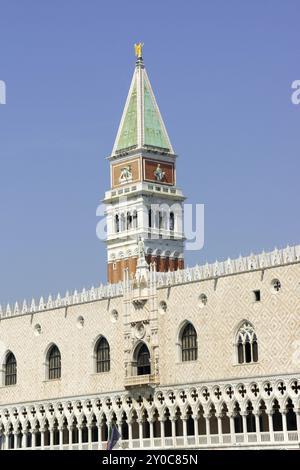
[124,374,160,388]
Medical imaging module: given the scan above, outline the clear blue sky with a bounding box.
[0,0,299,305]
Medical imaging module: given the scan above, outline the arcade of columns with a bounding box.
[1,377,300,449]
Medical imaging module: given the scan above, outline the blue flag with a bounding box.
[106,423,121,450]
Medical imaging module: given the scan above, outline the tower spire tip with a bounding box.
[134,42,144,64]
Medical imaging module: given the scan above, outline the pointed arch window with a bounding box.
[137,344,151,375]
[181,323,198,362]
[5,352,17,386]
[96,337,110,373]
[48,345,61,380]
[236,322,258,364]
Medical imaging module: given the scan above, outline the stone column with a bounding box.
[171,418,176,447]
[254,413,261,442]
[117,421,123,440]
[216,414,222,443]
[78,425,82,449]
[49,427,54,449]
[97,424,103,450]
[182,418,188,446]
[159,418,165,447]
[296,411,300,441]
[40,428,45,449]
[0,432,5,450]
[241,413,248,443]
[282,411,288,442]
[138,420,143,448]
[59,427,64,450]
[229,413,235,445]
[204,414,210,445]
[32,430,37,449]
[149,420,154,448]
[193,416,199,445]
[4,432,9,450]
[87,425,93,450]
[128,421,133,449]
[22,430,28,449]
[69,426,73,450]
[13,431,19,449]
[267,411,274,442]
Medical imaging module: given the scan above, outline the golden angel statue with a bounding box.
[134,42,144,59]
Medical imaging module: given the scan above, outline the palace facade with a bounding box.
[0,47,300,450]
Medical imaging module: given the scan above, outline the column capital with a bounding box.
[148,417,157,424]
[158,417,166,423]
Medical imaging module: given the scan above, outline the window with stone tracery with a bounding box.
[181,323,198,362]
[48,345,61,380]
[5,352,17,386]
[236,321,258,364]
[96,337,110,373]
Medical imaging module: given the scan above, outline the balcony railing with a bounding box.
[124,374,160,388]
[13,431,300,451]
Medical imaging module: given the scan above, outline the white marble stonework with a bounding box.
[0,245,300,450]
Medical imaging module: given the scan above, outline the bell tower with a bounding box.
[104,44,185,283]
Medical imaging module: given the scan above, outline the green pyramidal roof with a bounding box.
[144,81,170,149]
[116,83,137,151]
[112,60,174,155]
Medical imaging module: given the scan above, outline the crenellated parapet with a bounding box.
[0,244,299,320]
[155,244,300,288]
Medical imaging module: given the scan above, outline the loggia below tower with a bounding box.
[104,44,185,283]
